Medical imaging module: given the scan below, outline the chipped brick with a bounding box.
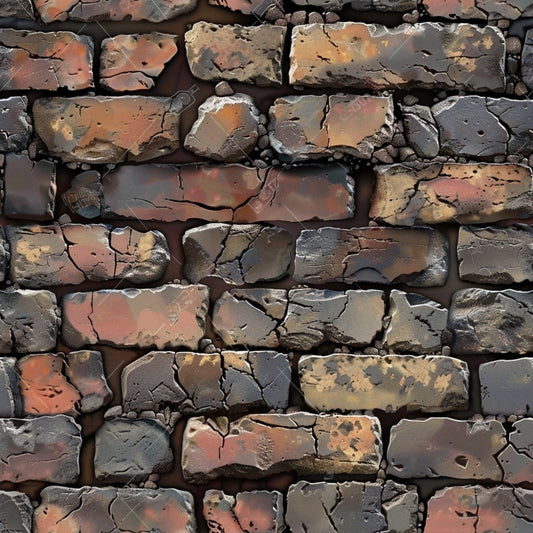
[61,170,101,220]
[62,284,209,350]
[293,0,416,9]
[0,97,32,153]
[0,228,8,284]
[0,358,21,417]
[498,419,533,485]
[209,0,282,14]
[370,163,533,225]
[522,29,533,91]
[182,412,382,483]
[424,0,533,19]
[7,223,170,288]
[0,491,32,533]
[402,104,440,159]
[387,418,506,480]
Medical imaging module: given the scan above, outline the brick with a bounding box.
[299,354,469,413]
[61,170,101,220]
[0,491,32,533]
[204,489,284,533]
[34,486,196,533]
[0,415,81,483]
[387,418,506,480]
[100,33,178,92]
[480,358,533,416]
[384,290,448,354]
[0,228,8,283]
[0,29,93,91]
[523,29,533,90]
[209,0,283,14]
[183,223,292,284]
[0,1,35,19]
[0,289,59,354]
[185,94,260,162]
[0,97,32,152]
[34,0,197,22]
[289,23,505,92]
[448,288,533,354]
[185,23,286,86]
[3,153,56,220]
[292,0,416,10]
[425,485,533,533]
[424,0,533,19]
[458,225,533,284]
[122,350,291,414]
[401,104,439,159]
[498,419,533,485]
[294,226,448,287]
[212,288,385,350]
[97,163,354,223]
[94,417,173,482]
[370,163,533,225]
[33,96,182,164]
[268,94,393,161]
[62,284,209,350]
[182,413,382,483]
[286,480,418,533]
[0,358,21,417]
[7,223,170,288]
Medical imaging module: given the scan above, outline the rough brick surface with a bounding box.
[182,413,382,483]
[294,226,449,287]
[0,97,32,152]
[0,358,21,417]
[498,419,533,485]
[185,23,286,86]
[34,486,196,533]
[387,418,506,480]
[212,288,385,349]
[523,29,533,90]
[424,0,533,19]
[122,350,291,414]
[448,288,533,354]
[370,163,533,225]
[290,23,505,92]
[62,284,209,350]
[0,491,32,533]
[299,354,469,413]
[402,104,440,159]
[33,96,182,164]
[295,0,416,9]
[8,223,170,288]
[0,1,34,19]
[0,228,8,284]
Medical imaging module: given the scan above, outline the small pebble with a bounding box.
[215,81,234,97]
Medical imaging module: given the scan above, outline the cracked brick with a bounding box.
[7,223,170,288]
[209,0,283,14]
[424,0,533,19]
[293,0,416,9]
[34,486,196,532]
[402,104,440,159]
[185,23,286,86]
[212,288,385,350]
[0,29,93,91]
[0,97,32,152]
[448,288,533,354]
[522,29,533,91]
[387,417,506,481]
[100,33,178,92]
[0,491,32,533]
[294,226,448,287]
[370,163,533,225]
[268,94,394,161]
[499,419,533,486]
[289,22,505,92]
[0,358,21,417]
[61,283,209,350]
[183,223,292,284]
[33,96,183,164]
[299,353,469,413]
[182,412,382,483]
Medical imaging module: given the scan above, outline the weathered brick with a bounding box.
[0,29,93,91]
[0,97,32,152]
[424,0,533,19]
[94,417,173,482]
[401,104,440,159]
[7,223,170,288]
[294,226,448,287]
[182,413,382,483]
[290,23,505,92]
[122,350,291,414]
[480,358,533,416]
[523,29,533,90]
[0,491,32,533]
[268,94,393,161]
[0,228,8,284]
[209,0,283,14]
[370,163,533,225]
[33,96,182,164]
[292,0,416,10]
[34,486,196,533]
[0,415,81,483]
[0,1,35,19]
[35,0,197,22]
[62,283,209,350]
[185,23,286,86]
[299,354,469,413]
[212,288,385,350]
[0,289,59,354]
[100,33,178,92]
[498,419,533,485]
[448,288,533,354]
[458,225,533,284]
[3,153,56,221]
[204,489,284,533]
[387,418,506,480]
[61,170,101,220]
[384,290,448,354]
[96,163,354,223]
[425,485,533,533]
[0,358,21,417]
[183,223,292,284]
